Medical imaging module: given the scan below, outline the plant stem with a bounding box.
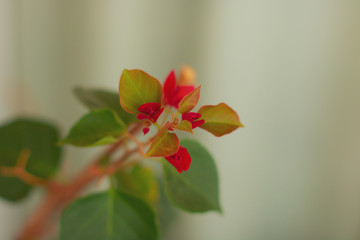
[16,122,143,240]
[0,149,50,188]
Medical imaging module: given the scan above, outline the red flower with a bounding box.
[163,70,195,108]
[182,112,205,129]
[137,102,164,123]
[165,146,192,173]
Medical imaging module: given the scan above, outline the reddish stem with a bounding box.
[16,123,143,240]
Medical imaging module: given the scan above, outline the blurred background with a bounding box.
[1,1,360,240]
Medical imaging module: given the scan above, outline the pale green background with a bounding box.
[0,1,360,240]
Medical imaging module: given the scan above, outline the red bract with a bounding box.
[142,127,150,135]
[163,70,195,108]
[137,102,164,123]
[182,112,205,129]
[165,146,192,173]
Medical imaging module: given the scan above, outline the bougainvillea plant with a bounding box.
[0,68,243,240]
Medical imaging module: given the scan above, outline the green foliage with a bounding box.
[62,109,126,147]
[119,69,163,114]
[146,128,179,157]
[0,119,62,201]
[60,190,158,240]
[163,139,221,212]
[73,88,137,125]
[155,180,178,237]
[115,165,158,204]
[0,176,31,202]
[116,168,180,238]
[198,103,244,137]
[0,68,243,240]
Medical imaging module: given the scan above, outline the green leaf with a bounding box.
[155,180,178,235]
[0,118,62,201]
[163,139,221,213]
[178,85,201,114]
[60,190,158,240]
[0,176,31,201]
[115,165,158,203]
[62,109,126,147]
[145,128,179,157]
[119,69,163,114]
[198,103,243,137]
[73,88,138,125]
[174,120,193,134]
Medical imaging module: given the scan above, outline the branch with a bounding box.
[94,121,144,164]
[1,166,50,188]
[17,122,144,240]
[0,149,50,189]
[106,148,139,175]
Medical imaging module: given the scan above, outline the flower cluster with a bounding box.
[119,68,243,173]
[135,70,202,173]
